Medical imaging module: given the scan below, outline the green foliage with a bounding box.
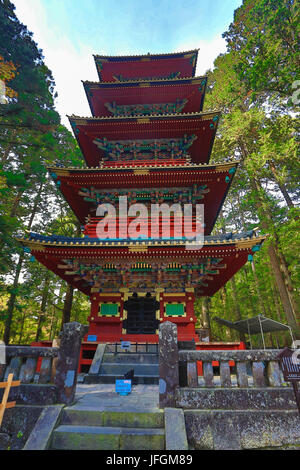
[200,0,300,339]
[223,0,300,107]
[0,1,84,342]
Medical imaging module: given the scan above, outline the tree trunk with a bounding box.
[27,181,44,229]
[276,248,300,315]
[18,310,26,343]
[238,140,299,334]
[1,130,17,164]
[267,243,299,335]
[220,285,236,341]
[2,182,44,344]
[60,284,74,330]
[250,260,268,317]
[9,188,25,218]
[269,273,285,323]
[3,252,24,344]
[250,175,299,336]
[57,222,81,331]
[35,270,51,341]
[230,276,246,343]
[270,163,294,209]
[242,266,257,316]
[201,297,211,340]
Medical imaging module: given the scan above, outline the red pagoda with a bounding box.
[20,50,265,369]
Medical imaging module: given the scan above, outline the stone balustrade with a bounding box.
[0,322,88,405]
[0,346,59,385]
[158,322,287,408]
[179,349,283,389]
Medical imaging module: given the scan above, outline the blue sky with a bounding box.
[13,0,242,127]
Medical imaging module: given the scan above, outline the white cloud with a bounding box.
[13,0,99,128]
[13,1,227,129]
[175,35,227,76]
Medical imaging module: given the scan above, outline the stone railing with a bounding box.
[0,346,59,384]
[158,321,285,408]
[0,322,88,405]
[179,349,283,389]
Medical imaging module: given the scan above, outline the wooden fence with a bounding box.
[0,374,20,427]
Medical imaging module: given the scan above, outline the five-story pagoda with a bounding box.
[20,50,265,356]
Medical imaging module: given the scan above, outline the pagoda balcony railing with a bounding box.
[100,157,190,168]
[84,215,200,239]
[79,185,208,207]
[104,99,188,117]
[112,71,181,82]
[93,135,197,163]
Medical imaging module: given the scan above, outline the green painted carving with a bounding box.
[104,98,188,117]
[59,257,225,294]
[78,184,209,206]
[93,134,197,162]
[113,71,181,82]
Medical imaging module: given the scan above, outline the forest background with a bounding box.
[0,0,299,346]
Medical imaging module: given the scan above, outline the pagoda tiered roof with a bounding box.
[19,231,266,297]
[68,111,220,167]
[48,161,238,235]
[94,49,199,82]
[19,48,266,307]
[83,76,207,117]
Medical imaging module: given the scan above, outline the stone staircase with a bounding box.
[84,344,159,384]
[49,407,165,450]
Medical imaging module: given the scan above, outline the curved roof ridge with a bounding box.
[82,75,207,86]
[67,109,221,121]
[93,49,199,60]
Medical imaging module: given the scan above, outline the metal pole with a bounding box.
[288,327,295,346]
[259,316,266,350]
[247,319,252,349]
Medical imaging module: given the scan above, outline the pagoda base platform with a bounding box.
[79,330,200,374]
[32,337,245,376]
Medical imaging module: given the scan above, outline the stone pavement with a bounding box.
[73,374,255,412]
[74,383,160,412]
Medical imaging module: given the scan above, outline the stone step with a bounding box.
[51,425,165,450]
[102,352,158,364]
[99,363,159,376]
[60,408,164,428]
[84,374,159,385]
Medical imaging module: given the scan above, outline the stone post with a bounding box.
[54,322,88,405]
[159,321,179,408]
